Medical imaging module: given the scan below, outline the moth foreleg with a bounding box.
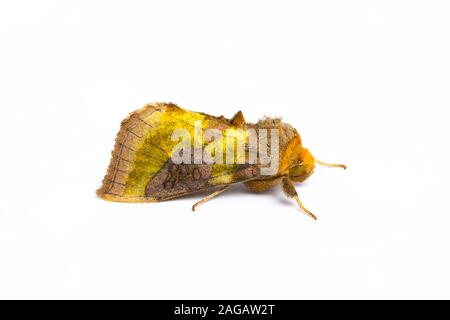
[281,177,317,220]
[192,185,232,212]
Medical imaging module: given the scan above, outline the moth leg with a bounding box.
[281,177,317,220]
[192,185,232,211]
[315,159,347,170]
[244,177,282,193]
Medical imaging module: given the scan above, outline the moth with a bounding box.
[97,102,346,220]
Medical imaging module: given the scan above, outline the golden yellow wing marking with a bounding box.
[97,103,166,201]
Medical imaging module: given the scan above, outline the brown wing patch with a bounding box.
[146,160,261,201]
[146,163,213,200]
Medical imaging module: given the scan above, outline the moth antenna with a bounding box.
[315,159,347,170]
[294,195,317,220]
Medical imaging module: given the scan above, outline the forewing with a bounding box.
[145,161,261,201]
[97,103,253,202]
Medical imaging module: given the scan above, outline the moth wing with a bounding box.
[97,102,242,202]
[145,162,262,201]
[97,103,171,202]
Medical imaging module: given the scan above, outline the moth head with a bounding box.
[289,148,315,182]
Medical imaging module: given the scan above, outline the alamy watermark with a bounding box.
[171,120,279,175]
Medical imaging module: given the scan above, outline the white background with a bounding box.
[1,1,449,299]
